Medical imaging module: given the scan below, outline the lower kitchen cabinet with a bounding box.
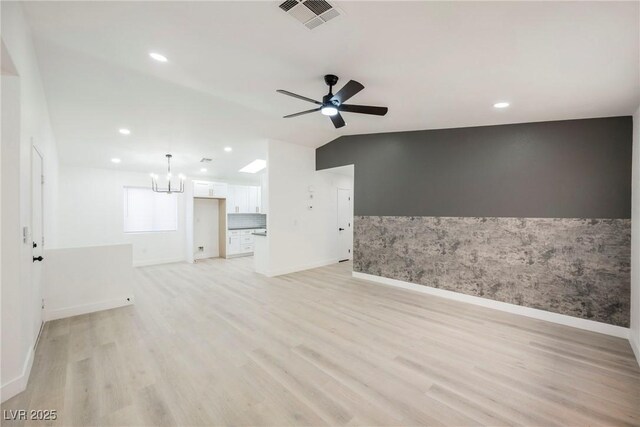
[226,228,264,257]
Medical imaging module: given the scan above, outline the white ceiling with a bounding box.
[22,1,640,181]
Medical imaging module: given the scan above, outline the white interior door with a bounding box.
[337,188,352,262]
[31,146,44,342]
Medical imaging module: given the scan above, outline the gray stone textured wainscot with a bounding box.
[353,216,630,327]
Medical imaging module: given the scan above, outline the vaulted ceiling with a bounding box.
[22,1,640,180]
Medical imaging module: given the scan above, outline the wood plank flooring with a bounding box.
[3,257,640,426]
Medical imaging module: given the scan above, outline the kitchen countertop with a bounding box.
[228,227,267,230]
[252,232,267,237]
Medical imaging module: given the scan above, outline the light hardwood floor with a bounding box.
[3,257,640,426]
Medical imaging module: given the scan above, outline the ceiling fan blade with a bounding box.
[283,108,321,118]
[339,104,388,116]
[331,80,364,104]
[276,89,322,105]
[330,112,346,129]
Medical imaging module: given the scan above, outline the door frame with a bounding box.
[337,187,353,262]
[31,144,45,344]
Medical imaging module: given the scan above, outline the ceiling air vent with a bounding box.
[305,17,324,30]
[278,0,342,30]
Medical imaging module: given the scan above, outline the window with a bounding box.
[123,187,178,233]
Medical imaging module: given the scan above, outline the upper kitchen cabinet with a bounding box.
[193,181,228,198]
[227,185,262,213]
[248,186,261,214]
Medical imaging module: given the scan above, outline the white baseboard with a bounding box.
[1,345,34,403]
[44,297,134,321]
[630,333,640,367]
[267,258,339,277]
[133,257,186,267]
[194,252,219,261]
[352,272,630,339]
[225,252,253,259]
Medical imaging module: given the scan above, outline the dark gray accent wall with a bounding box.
[316,117,632,218]
[318,117,633,326]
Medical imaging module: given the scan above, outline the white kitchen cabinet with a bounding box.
[227,185,248,214]
[248,186,260,213]
[227,186,243,213]
[226,228,258,256]
[226,186,236,214]
[227,185,261,213]
[236,186,250,213]
[193,181,211,198]
[193,181,227,198]
[228,235,241,254]
[256,187,264,213]
[211,182,228,198]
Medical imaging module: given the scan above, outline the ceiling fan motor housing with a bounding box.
[323,94,339,106]
[324,74,339,87]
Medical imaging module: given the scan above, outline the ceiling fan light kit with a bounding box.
[277,74,388,128]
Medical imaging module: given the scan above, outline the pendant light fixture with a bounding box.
[150,154,185,194]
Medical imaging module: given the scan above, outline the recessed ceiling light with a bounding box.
[239,159,266,174]
[119,128,131,135]
[149,52,168,63]
[200,168,207,172]
[111,158,121,164]
[224,147,232,152]
[493,102,510,109]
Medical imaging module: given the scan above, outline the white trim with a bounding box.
[630,334,640,366]
[43,297,134,321]
[225,252,253,260]
[194,252,220,261]
[133,257,186,267]
[267,258,338,277]
[1,345,34,403]
[352,272,630,339]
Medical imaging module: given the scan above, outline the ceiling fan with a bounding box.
[277,74,388,129]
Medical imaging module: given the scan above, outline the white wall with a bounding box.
[43,244,134,321]
[631,105,640,365]
[56,166,187,266]
[1,72,27,403]
[1,2,60,402]
[193,198,220,259]
[265,139,353,276]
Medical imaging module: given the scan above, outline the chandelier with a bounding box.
[150,154,185,194]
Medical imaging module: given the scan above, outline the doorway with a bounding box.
[31,146,44,342]
[337,188,352,262]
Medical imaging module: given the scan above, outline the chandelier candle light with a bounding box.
[150,154,185,194]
